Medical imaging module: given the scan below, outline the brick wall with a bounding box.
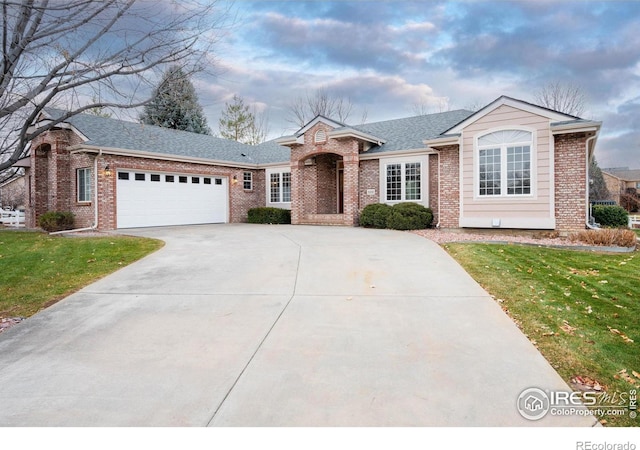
[554,132,591,232]
[289,122,360,225]
[26,129,264,230]
[436,145,460,228]
[358,159,379,211]
[27,129,83,228]
[98,155,264,229]
[315,153,338,214]
[428,154,439,224]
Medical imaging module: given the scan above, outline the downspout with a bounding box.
[435,148,441,228]
[50,150,102,235]
[585,135,597,229]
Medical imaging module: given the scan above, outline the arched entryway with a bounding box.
[293,151,358,226]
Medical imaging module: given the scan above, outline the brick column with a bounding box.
[554,133,590,232]
[290,159,304,225]
[437,145,460,228]
[343,155,359,225]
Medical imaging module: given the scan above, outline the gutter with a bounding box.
[50,150,102,235]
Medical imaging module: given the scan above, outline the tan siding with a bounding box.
[460,105,554,228]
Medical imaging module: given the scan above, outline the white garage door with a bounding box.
[116,170,228,228]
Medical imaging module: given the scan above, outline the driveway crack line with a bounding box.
[205,242,302,426]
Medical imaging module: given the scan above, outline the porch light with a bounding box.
[232,175,238,184]
[104,165,111,177]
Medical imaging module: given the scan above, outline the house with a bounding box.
[601,168,640,211]
[0,174,26,210]
[21,96,601,233]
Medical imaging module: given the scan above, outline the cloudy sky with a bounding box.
[196,0,640,168]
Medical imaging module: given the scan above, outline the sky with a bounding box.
[194,0,640,169]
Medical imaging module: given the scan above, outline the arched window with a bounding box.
[314,129,327,144]
[477,129,533,197]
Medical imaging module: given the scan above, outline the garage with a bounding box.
[116,170,228,228]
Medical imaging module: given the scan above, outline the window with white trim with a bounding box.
[384,161,422,202]
[314,129,326,144]
[243,172,253,190]
[477,129,532,197]
[77,168,91,202]
[270,171,291,203]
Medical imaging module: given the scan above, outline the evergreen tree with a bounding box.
[218,95,255,143]
[140,66,211,135]
[589,156,610,202]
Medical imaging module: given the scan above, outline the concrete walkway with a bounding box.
[0,224,597,426]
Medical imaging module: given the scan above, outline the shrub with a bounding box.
[592,205,629,228]
[359,203,393,228]
[569,229,637,248]
[386,202,433,230]
[38,211,75,232]
[247,207,291,224]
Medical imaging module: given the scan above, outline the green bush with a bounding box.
[38,211,75,232]
[359,203,393,228]
[592,205,629,228]
[386,202,433,230]
[247,207,291,224]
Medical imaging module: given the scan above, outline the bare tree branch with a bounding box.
[0,0,233,171]
[286,88,356,129]
[534,81,586,117]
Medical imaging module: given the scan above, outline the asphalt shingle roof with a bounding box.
[43,107,475,164]
[338,109,474,153]
[603,168,640,181]
[44,108,290,166]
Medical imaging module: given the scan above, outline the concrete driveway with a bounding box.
[0,224,596,426]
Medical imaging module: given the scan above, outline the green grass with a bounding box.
[0,230,163,318]
[444,243,639,426]
[633,229,640,238]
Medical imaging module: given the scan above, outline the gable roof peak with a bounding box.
[295,115,347,136]
[443,95,588,135]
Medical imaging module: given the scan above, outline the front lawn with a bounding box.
[0,231,163,318]
[445,243,639,427]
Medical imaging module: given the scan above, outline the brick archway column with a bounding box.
[343,155,359,225]
[291,159,304,225]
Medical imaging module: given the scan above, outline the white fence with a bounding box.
[629,215,640,229]
[0,209,25,227]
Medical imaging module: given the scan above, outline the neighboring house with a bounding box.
[20,96,601,233]
[602,168,640,209]
[0,174,26,210]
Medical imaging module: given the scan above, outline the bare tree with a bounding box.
[410,97,451,116]
[287,88,355,128]
[534,81,586,117]
[0,0,232,171]
[246,107,270,145]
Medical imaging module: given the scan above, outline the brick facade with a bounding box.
[25,131,264,230]
[436,145,460,228]
[554,132,592,232]
[358,159,379,212]
[428,154,439,225]
[24,104,597,233]
[289,122,360,225]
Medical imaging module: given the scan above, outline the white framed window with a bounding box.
[476,129,533,197]
[379,156,427,204]
[243,172,253,190]
[268,170,291,203]
[77,168,91,202]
